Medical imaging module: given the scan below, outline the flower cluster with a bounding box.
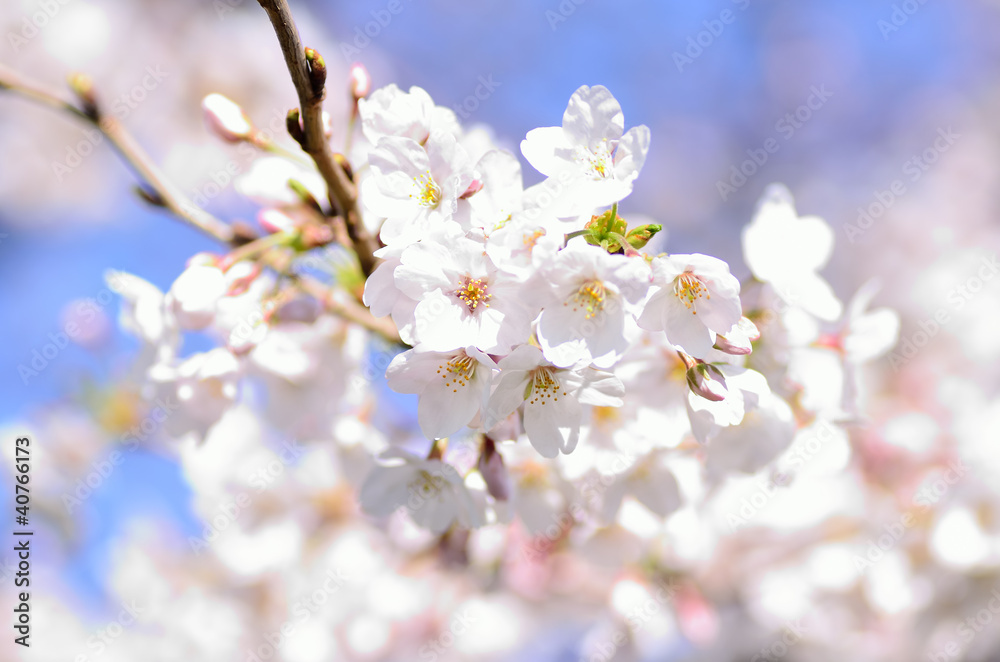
[106,82,899,539]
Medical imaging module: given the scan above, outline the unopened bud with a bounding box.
[686,363,728,402]
[68,72,99,119]
[333,153,354,181]
[349,62,371,101]
[626,224,663,250]
[202,93,254,143]
[713,317,759,355]
[287,178,322,212]
[478,438,510,501]
[322,111,333,139]
[259,208,297,235]
[304,48,327,96]
[286,108,306,147]
[460,179,484,199]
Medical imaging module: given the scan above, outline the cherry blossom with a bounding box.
[386,346,497,439]
[359,450,484,532]
[638,253,743,359]
[521,85,651,215]
[534,243,651,368]
[485,345,625,458]
[392,233,534,353]
[742,184,842,321]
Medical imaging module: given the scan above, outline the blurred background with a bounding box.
[1,0,999,660]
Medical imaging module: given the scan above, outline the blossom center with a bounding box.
[410,470,447,499]
[673,272,710,313]
[525,366,567,406]
[437,352,477,392]
[411,171,442,208]
[512,228,546,260]
[575,140,614,180]
[454,275,492,313]
[567,280,606,319]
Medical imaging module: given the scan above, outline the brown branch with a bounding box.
[0,63,235,244]
[256,0,380,277]
[0,63,401,344]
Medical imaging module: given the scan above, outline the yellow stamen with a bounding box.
[525,366,567,406]
[455,275,492,312]
[409,170,442,208]
[673,272,710,313]
[567,280,606,319]
[436,352,477,391]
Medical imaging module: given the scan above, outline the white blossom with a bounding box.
[638,253,743,359]
[521,85,650,216]
[485,345,625,458]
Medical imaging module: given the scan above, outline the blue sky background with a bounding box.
[1,0,998,622]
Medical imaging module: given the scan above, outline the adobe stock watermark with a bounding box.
[188,439,305,554]
[8,0,73,53]
[51,66,170,182]
[451,75,501,120]
[672,0,753,73]
[214,0,246,20]
[61,397,181,514]
[750,620,807,661]
[417,607,479,661]
[728,421,837,531]
[521,449,636,562]
[583,580,678,662]
[886,254,999,371]
[18,270,133,384]
[186,106,289,209]
[843,127,960,243]
[928,586,1000,662]
[854,458,969,573]
[545,0,590,31]
[716,84,833,201]
[245,566,352,662]
[878,0,932,40]
[72,600,147,662]
[337,0,415,60]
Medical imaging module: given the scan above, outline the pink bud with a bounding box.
[713,317,759,355]
[202,93,253,143]
[258,208,297,235]
[713,334,751,356]
[460,179,484,199]
[349,62,372,100]
[478,439,511,501]
[686,363,728,402]
[322,111,333,139]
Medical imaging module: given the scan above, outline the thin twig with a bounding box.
[0,63,235,244]
[256,0,380,277]
[0,63,400,343]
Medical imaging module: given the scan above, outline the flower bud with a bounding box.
[686,363,728,402]
[259,208,297,235]
[460,179,484,199]
[333,153,354,181]
[713,317,760,355]
[477,439,511,501]
[304,48,327,95]
[322,111,333,139]
[349,62,372,101]
[625,224,663,250]
[202,93,254,143]
[68,72,99,119]
[286,108,306,146]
